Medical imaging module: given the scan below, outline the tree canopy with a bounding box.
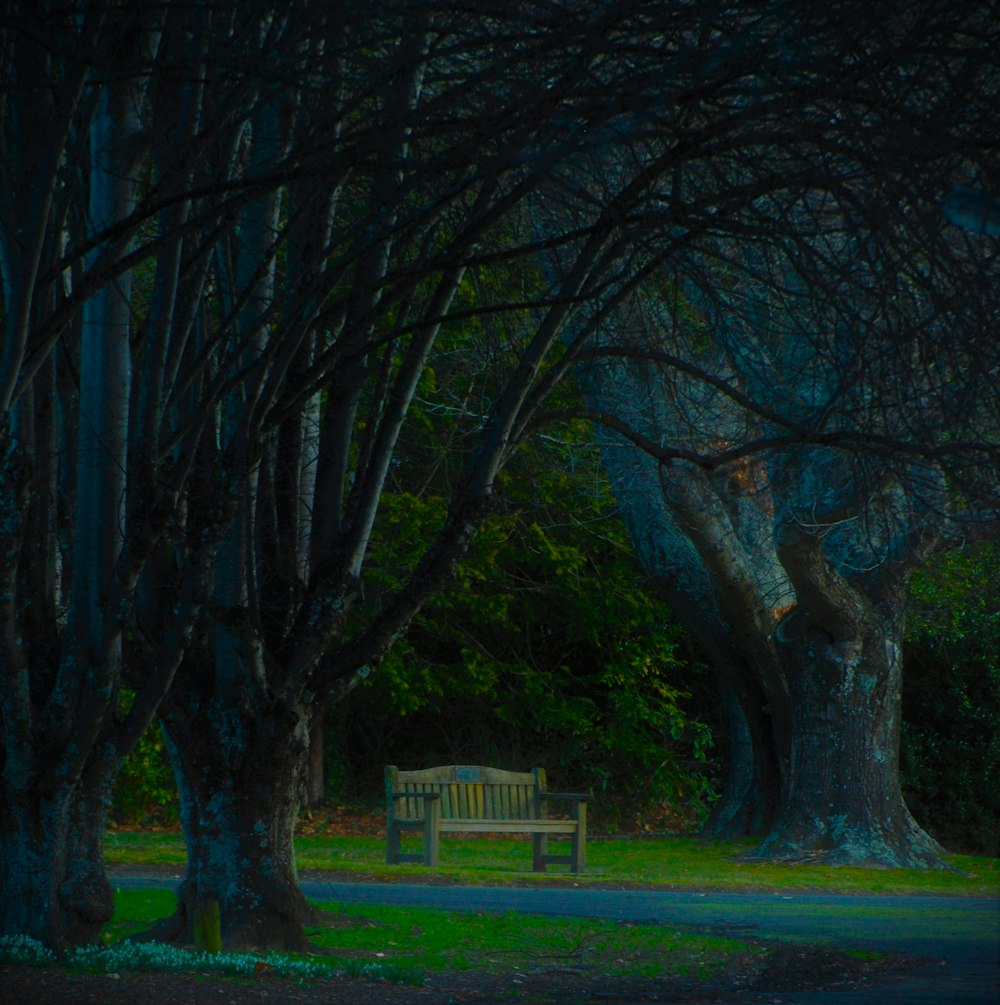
[1,0,996,952]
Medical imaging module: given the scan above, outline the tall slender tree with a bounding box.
[151,2,710,948]
[0,0,315,950]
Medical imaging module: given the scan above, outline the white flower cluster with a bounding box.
[0,935,57,965]
[0,935,422,985]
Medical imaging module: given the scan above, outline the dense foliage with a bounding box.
[333,440,717,830]
[111,722,178,828]
[901,545,999,856]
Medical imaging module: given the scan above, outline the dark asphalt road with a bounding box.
[112,875,1000,1003]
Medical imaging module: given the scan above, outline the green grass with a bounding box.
[103,887,176,942]
[3,890,422,986]
[91,888,758,984]
[7,832,990,991]
[104,828,1000,897]
[306,899,755,979]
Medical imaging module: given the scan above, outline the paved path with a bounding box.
[112,876,1000,1003]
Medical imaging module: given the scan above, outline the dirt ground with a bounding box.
[0,941,911,1004]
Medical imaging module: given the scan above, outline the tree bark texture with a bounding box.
[754,595,943,866]
[701,684,780,838]
[158,671,316,951]
[0,775,115,952]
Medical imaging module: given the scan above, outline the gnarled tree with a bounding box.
[540,0,998,866]
[576,196,997,866]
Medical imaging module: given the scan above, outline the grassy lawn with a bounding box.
[97,887,758,983]
[3,828,990,990]
[104,827,1000,897]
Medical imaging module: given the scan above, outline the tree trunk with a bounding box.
[702,683,781,838]
[157,685,317,951]
[0,790,73,951]
[752,604,944,867]
[61,765,117,946]
[306,712,325,806]
[0,777,114,953]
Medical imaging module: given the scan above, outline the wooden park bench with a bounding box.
[385,764,589,873]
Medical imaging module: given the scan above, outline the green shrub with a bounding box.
[110,719,178,826]
[902,544,999,855]
[333,477,718,828]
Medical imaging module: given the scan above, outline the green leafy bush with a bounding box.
[333,418,717,829]
[110,716,178,826]
[902,544,999,855]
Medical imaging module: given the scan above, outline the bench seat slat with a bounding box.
[438,819,578,833]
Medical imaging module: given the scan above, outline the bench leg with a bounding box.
[387,824,401,865]
[423,798,441,866]
[571,802,587,873]
[532,832,548,872]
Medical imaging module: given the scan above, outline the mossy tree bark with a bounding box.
[0,791,109,952]
[0,741,121,952]
[750,528,943,866]
[757,614,943,866]
[158,673,317,951]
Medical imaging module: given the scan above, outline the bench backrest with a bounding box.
[385,764,547,820]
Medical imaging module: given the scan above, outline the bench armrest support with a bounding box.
[386,792,441,867]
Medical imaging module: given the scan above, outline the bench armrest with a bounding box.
[542,791,590,802]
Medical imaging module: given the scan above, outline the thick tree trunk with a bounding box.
[752,605,944,867]
[0,790,74,950]
[61,768,116,945]
[158,689,317,951]
[0,778,114,952]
